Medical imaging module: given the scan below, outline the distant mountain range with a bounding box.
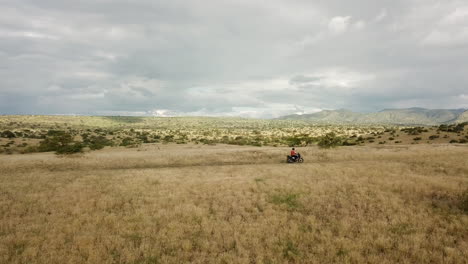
[277,108,468,125]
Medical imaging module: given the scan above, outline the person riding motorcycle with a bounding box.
[290,147,299,160]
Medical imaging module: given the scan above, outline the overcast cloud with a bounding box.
[1,0,467,118]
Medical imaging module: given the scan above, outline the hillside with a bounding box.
[455,110,468,123]
[278,108,467,125]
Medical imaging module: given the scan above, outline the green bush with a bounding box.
[285,136,302,147]
[317,133,343,149]
[37,131,73,152]
[120,137,136,147]
[1,130,16,138]
[85,136,113,150]
[438,123,467,133]
[401,127,426,135]
[342,139,357,146]
[251,142,262,147]
[55,143,84,154]
[37,131,83,154]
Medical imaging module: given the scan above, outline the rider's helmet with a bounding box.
[292,148,295,150]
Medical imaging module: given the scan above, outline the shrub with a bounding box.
[429,135,439,140]
[37,131,73,152]
[449,140,458,144]
[85,136,113,150]
[163,135,174,143]
[401,127,425,135]
[1,130,16,138]
[120,137,137,147]
[37,131,83,154]
[317,133,343,149]
[342,140,357,146]
[439,123,467,133]
[285,136,302,147]
[413,137,422,141]
[251,142,262,147]
[55,143,84,154]
[22,146,39,154]
[452,123,466,133]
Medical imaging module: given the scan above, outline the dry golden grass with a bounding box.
[1,144,468,263]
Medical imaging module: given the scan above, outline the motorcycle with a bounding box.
[286,153,304,163]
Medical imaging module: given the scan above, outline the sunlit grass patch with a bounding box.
[269,191,302,210]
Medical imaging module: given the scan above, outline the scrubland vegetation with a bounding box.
[0,116,467,263]
[0,116,467,154]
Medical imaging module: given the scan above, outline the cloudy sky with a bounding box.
[1,0,467,118]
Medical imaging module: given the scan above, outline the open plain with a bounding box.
[3,0,468,262]
[1,142,467,263]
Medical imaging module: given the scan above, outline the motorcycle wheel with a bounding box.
[298,158,304,163]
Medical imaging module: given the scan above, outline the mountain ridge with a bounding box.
[277,108,468,125]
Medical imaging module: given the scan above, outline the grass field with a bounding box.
[1,143,467,263]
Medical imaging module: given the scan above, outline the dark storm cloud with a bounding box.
[0,0,467,117]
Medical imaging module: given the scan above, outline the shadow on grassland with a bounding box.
[102,116,146,124]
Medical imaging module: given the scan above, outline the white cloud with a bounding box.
[422,28,468,46]
[0,29,59,40]
[353,20,366,30]
[292,69,375,89]
[148,109,179,117]
[73,71,112,80]
[148,104,322,119]
[46,85,62,92]
[1,0,467,116]
[118,76,165,95]
[328,16,352,34]
[374,9,388,23]
[94,51,119,61]
[440,6,468,25]
[67,92,106,100]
